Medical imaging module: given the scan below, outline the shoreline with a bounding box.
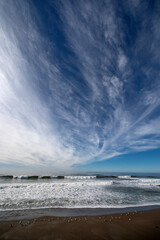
[0,204,160,221]
[0,208,160,239]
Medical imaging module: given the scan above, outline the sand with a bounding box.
[0,209,160,240]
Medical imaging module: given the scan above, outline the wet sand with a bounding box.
[0,209,160,240]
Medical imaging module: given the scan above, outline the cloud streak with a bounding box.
[0,0,160,173]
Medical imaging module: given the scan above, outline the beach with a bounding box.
[0,175,160,239]
[0,209,160,240]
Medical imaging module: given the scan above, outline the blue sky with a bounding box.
[0,0,160,174]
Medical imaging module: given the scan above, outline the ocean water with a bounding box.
[0,174,160,211]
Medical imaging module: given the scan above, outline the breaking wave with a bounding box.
[0,175,160,210]
[0,175,160,180]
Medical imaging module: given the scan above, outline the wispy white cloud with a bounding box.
[0,0,79,173]
[0,0,160,173]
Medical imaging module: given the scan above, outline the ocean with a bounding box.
[0,173,160,212]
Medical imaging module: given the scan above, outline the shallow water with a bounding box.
[0,174,160,210]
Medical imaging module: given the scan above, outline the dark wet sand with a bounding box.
[0,209,160,240]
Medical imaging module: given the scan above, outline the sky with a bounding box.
[0,0,160,174]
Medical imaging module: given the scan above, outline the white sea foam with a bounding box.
[64,176,96,179]
[118,175,131,179]
[15,175,29,179]
[0,177,160,210]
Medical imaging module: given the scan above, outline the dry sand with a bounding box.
[0,209,160,240]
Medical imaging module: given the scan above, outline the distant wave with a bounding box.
[118,175,159,179]
[0,175,13,179]
[0,175,97,180]
[0,175,159,180]
[96,175,118,179]
[65,176,96,179]
[118,175,131,179]
[131,175,157,178]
